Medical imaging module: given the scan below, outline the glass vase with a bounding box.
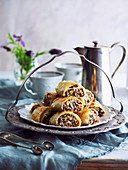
[14,58,36,85]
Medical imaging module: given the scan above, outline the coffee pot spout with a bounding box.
[74,47,87,56]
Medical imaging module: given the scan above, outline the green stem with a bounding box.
[20,68,23,79]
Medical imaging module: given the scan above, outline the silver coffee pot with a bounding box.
[74,41,127,105]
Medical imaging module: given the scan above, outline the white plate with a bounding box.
[18,103,116,130]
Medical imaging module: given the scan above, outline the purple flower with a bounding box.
[25,50,35,57]
[13,34,25,47]
[49,48,62,55]
[0,42,11,51]
[0,42,7,50]
[3,46,11,51]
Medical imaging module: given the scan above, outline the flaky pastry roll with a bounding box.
[49,111,81,127]
[77,108,99,125]
[89,99,105,117]
[55,80,86,97]
[29,102,44,114]
[51,96,84,112]
[79,89,94,107]
[31,105,55,124]
[43,91,57,106]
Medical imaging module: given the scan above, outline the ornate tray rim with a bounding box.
[6,104,126,135]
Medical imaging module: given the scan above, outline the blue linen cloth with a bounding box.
[0,79,128,170]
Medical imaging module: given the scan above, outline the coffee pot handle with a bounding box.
[111,42,127,79]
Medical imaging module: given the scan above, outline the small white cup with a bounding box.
[25,71,64,99]
[55,63,83,84]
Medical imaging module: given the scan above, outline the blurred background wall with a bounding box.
[0,0,128,85]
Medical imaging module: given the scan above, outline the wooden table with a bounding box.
[77,160,128,169]
[77,137,128,169]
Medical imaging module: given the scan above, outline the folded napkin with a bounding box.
[0,79,128,170]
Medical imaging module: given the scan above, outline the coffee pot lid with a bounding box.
[84,41,109,49]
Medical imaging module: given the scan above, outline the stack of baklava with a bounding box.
[29,80,105,127]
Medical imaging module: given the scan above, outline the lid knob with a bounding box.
[92,41,99,47]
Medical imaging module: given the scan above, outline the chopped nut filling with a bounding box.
[83,92,94,106]
[58,114,79,127]
[65,86,84,97]
[63,99,82,112]
[95,107,105,117]
[88,110,99,125]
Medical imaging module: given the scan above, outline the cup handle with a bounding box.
[111,42,127,79]
[24,79,37,95]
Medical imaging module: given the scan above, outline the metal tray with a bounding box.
[6,105,126,135]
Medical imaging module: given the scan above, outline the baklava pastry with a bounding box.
[43,92,57,106]
[29,102,44,114]
[40,107,56,124]
[49,111,81,127]
[77,108,99,125]
[31,105,55,124]
[51,96,84,112]
[55,80,86,97]
[89,99,105,117]
[80,89,94,107]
